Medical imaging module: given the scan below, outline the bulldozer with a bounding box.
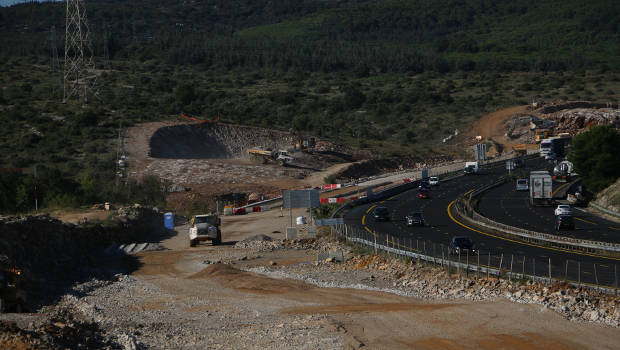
[0,267,26,313]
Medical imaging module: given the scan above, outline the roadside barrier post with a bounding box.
[477,251,480,279]
[374,234,377,255]
[578,261,581,283]
[533,258,536,276]
[466,250,469,278]
[397,237,401,260]
[487,252,490,279]
[457,250,461,277]
[498,254,503,281]
[386,235,390,257]
[594,263,599,285]
[615,264,618,294]
[509,255,514,282]
[565,260,568,282]
[522,256,525,278]
[548,258,551,283]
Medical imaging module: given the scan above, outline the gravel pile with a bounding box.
[249,248,620,327]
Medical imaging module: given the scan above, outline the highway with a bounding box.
[478,179,620,243]
[343,158,620,287]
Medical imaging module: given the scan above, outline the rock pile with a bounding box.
[546,108,620,134]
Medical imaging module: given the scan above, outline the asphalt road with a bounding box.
[343,158,620,288]
[478,179,620,243]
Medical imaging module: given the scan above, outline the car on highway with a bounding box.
[515,178,529,191]
[545,152,556,160]
[418,189,430,199]
[428,176,440,186]
[405,211,425,226]
[513,157,525,167]
[556,214,575,230]
[554,204,572,216]
[419,180,431,190]
[373,206,390,221]
[449,236,476,255]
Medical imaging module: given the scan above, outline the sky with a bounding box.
[0,0,63,7]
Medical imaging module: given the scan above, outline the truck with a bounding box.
[189,214,222,247]
[540,137,566,158]
[247,148,294,166]
[464,161,479,175]
[529,171,553,206]
[552,160,574,182]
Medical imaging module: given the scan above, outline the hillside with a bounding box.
[0,0,619,213]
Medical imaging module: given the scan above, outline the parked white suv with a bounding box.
[554,204,571,216]
[515,178,528,191]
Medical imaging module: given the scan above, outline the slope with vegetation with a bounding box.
[0,0,618,213]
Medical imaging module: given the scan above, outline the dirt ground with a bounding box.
[99,210,619,349]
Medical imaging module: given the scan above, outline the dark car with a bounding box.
[513,157,525,167]
[418,189,430,199]
[449,236,476,255]
[373,206,390,221]
[556,214,575,230]
[418,180,431,190]
[405,211,425,226]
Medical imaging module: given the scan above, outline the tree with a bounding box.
[568,125,620,193]
[175,84,196,106]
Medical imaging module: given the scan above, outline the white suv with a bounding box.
[428,177,440,186]
[554,204,571,216]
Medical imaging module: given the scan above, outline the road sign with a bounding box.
[475,143,487,161]
[282,189,320,208]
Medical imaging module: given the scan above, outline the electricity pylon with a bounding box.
[63,0,97,103]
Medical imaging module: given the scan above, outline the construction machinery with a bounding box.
[247,148,294,166]
[0,267,25,313]
[291,130,316,153]
[512,144,528,157]
[535,129,551,143]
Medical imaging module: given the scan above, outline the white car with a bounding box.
[428,176,440,186]
[515,178,528,191]
[554,204,572,216]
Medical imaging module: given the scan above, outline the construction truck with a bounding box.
[530,171,553,206]
[0,267,25,313]
[512,144,528,157]
[552,160,574,182]
[189,214,222,247]
[247,148,294,166]
[464,161,480,175]
[535,129,551,143]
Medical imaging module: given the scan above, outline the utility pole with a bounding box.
[64,0,97,103]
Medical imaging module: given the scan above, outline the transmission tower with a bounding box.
[63,0,97,103]
[48,25,61,97]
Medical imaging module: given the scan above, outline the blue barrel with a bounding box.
[164,212,174,230]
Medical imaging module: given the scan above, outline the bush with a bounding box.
[568,125,620,193]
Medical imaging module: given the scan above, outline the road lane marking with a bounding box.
[446,200,620,261]
[365,205,377,214]
[575,217,597,225]
[551,182,571,196]
[609,227,620,231]
[362,215,366,225]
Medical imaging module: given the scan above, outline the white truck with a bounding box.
[464,161,480,175]
[189,214,222,247]
[529,171,553,206]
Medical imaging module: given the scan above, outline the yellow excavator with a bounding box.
[0,266,25,313]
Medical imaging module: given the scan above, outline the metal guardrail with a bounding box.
[332,224,619,293]
[590,202,620,219]
[457,179,620,255]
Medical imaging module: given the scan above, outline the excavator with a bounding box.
[292,131,316,153]
[0,266,25,313]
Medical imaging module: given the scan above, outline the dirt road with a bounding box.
[52,210,616,349]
